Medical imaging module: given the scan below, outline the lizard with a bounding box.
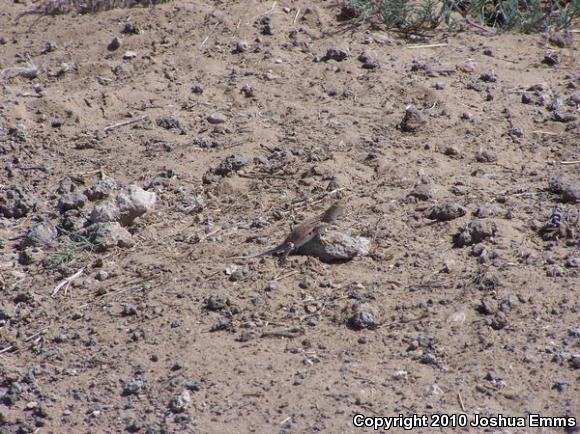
[228,200,346,261]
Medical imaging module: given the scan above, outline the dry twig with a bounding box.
[52,267,84,297]
[101,115,148,133]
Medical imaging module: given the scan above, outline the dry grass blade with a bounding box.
[52,267,85,297]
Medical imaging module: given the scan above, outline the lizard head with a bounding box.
[322,200,347,223]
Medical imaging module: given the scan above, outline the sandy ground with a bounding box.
[0,1,579,433]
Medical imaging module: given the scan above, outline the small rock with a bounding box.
[233,39,249,53]
[479,297,498,315]
[2,383,23,405]
[546,265,564,277]
[348,303,378,330]
[297,228,370,262]
[552,382,570,392]
[0,305,14,321]
[240,84,255,98]
[475,149,497,163]
[542,52,560,66]
[409,183,437,201]
[207,112,226,124]
[73,222,134,251]
[337,4,362,20]
[257,16,273,35]
[14,291,34,303]
[570,354,580,369]
[357,51,378,69]
[400,106,427,132]
[474,205,501,218]
[549,177,579,203]
[491,312,508,330]
[169,390,191,413]
[461,111,472,120]
[548,96,562,111]
[457,61,476,73]
[122,378,144,396]
[480,72,497,82]
[410,60,435,76]
[0,187,36,218]
[19,248,40,265]
[210,317,232,332]
[443,145,460,156]
[121,21,140,34]
[185,380,201,392]
[176,189,205,214]
[434,82,446,90]
[214,154,248,176]
[510,127,524,138]
[440,259,456,273]
[147,169,176,189]
[483,48,494,56]
[447,311,466,323]
[454,220,498,247]
[521,93,533,104]
[156,115,182,130]
[107,37,121,51]
[121,303,138,316]
[34,404,49,418]
[95,270,109,281]
[20,221,58,248]
[58,192,87,212]
[428,203,466,221]
[90,185,156,226]
[499,295,518,312]
[466,82,484,92]
[553,111,577,123]
[206,295,228,311]
[84,174,118,201]
[123,50,137,59]
[8,125,27,142]
[191,84,204,94]
[126,419,144,432]
[323,48,350,62]
[421,353,439,365]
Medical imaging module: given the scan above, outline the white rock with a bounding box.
[90,185,155,226]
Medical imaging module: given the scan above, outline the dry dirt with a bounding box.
[0,1,579,433]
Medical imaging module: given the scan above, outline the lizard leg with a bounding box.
[278,242,295,265]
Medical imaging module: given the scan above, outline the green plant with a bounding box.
[45,236,97,268]
[350,0,580,32]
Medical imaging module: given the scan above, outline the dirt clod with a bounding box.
[58,192,87,212]
[400,106,427,132]
[107,36,121,51]
[20,221,58,248]
[0,187,36,218]
[213,154,248,176]
[207,112,226,124]
[90,185,156,226]
[428,202,467,221]
[348,303,378,330]
[549,177,579,203]
[454,220,498,247]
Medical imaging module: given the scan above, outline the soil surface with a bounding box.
[0,1,579,433]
